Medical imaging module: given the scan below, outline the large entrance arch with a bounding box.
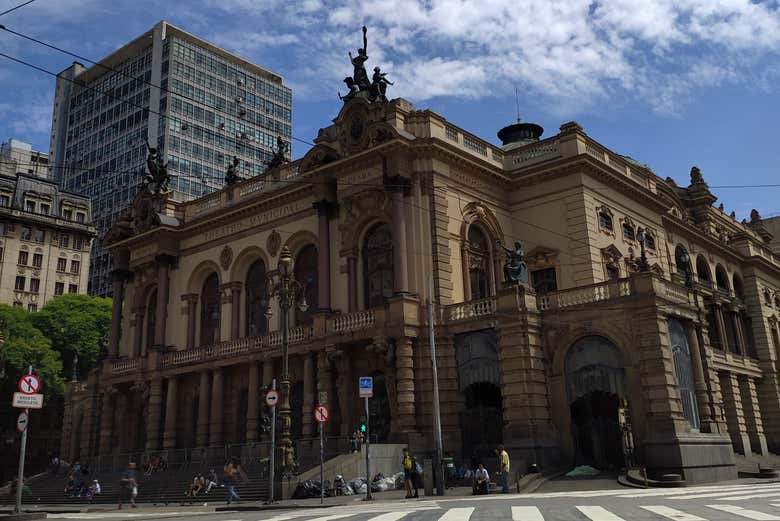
[565,336,626,469]
[455,329,503,457]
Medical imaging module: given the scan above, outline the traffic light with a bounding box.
[360,415,367,433]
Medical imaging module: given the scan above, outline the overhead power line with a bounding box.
[0,0,35,17]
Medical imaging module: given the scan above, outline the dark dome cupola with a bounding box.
[497,118,544,151]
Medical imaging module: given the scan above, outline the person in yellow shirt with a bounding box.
[496,445,510,493]
[401,448,418,498]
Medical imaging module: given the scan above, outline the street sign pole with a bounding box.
[429,275,445,496]
[268,378,277,504]
[364,395,372,501]
[319,421,324,504]
[14,365,33,514]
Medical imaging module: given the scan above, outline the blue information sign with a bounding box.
[359,376,373,398]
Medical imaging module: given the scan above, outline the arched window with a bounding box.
[364,223,394,308]
[294,244,318,326]
[200,273,221,346]
[675,245,690,276]
[733,274,744,299]
[715,265,730,292]
[245,259,268,336]
[696,255,711,284]
[668,318,700,430]
[467,225,491,300]
[598,207,613,231]
[146,289,157,351]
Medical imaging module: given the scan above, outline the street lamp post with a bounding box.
[264,246,308,479]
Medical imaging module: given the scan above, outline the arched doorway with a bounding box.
[565,336,625,469]
[455,330,503,457]
[368,373,391,442]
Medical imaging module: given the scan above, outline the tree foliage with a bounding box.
[0,304,64,395]
[31,293,112,379]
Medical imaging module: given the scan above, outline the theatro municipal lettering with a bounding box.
[201,202,308,243]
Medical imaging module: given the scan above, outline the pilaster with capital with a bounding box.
[246,362,260,442]
[387,175,411,295]
[181,294,199,349]
[209,368,224,446]
[99,386,117,455]
[163,376,179,449]
[196,371,211,447]
[313,199,338,312]
[108,268,132,357]
[153,254,176,349]
[145,378,164,451]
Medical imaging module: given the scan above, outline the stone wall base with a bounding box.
[642,432,737,483]
[503,436,561,474]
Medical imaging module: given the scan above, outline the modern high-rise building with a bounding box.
[49,20,292,297]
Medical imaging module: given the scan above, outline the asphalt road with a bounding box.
[46,481,780,521]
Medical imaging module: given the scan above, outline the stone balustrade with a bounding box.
[329,310,376,333]
[112,357,143,375]
[539,279,631,311]
[444,297,497,322]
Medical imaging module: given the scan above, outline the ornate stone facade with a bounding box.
[63,96,780,485]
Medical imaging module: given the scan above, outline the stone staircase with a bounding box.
[0,462,269,506]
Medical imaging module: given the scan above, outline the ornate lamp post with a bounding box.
[263,246,308,478]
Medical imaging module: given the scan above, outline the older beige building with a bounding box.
[63,95,780,485]
[0,171,95,310]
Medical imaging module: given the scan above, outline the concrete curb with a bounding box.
[1,514,48,520]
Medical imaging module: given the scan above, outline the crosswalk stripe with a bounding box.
[667,485,780,500]
[618,484,779,499]
[576,506,627,521]
[706,505,780,520]
[366,512,413,521]
[511,506,544,521]
[305,514,357,521]
[717,492,780,501]
[640,505,708,521]
[438,507,475,521]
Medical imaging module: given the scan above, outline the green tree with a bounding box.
[0,304,64,396]
[31,293,112,380]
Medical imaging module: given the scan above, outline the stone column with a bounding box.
[732,311,746,356]
[461,245,472,301]
[347,255,358,312]
[132,308,145,358]
[145,378,164,451]
[247,362,260,442]
[163,377,178,449]
[116,393,130,453]
[388,176,410,295]
[209,368,223,446]
[687,324,715,431]
[740,376,769,455]
[720,372,752,454]
[313,200,337,312]
[99,388,115,455]
[182,294,198,349]
[332,349,353,438]
[153,255,175,349]
[714,304,730,353]
[395,336,416,432]
[196,371,210,447]
[230,282,242,340]
[108,270,130,357]
[302,354,315,437]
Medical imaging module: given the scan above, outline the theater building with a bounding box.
[61,94,780,484]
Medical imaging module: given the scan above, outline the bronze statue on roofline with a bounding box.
[339,26,394,103]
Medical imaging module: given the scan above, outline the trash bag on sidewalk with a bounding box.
[565,465,600,478]
[291,479,323,499]
[392,472,405,490]
[349,477,367,494]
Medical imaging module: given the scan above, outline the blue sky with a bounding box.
[1,0,779,219]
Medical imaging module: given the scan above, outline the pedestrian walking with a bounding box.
[223,459,241,505]
[402,448,414,498]
[118,462,138,509]
[496,445,510,493]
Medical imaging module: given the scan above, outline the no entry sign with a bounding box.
[18,374,40,395]
[16,411,28,432]
[264,389,279,408]
[313,404,329,424]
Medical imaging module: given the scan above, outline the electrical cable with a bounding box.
[0,0,35,17]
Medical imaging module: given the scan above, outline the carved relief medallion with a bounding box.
[220,245,233,271]
[267,230,281,257]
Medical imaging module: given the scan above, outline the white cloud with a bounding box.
[206,0,780,114]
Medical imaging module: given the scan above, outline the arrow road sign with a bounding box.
[18,374,40,395]
[16,411,28,433]
[264,389,279,408]
[359,376,373,398]
[313,404,329,424]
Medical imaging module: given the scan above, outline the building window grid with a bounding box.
[18,250,28,265]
